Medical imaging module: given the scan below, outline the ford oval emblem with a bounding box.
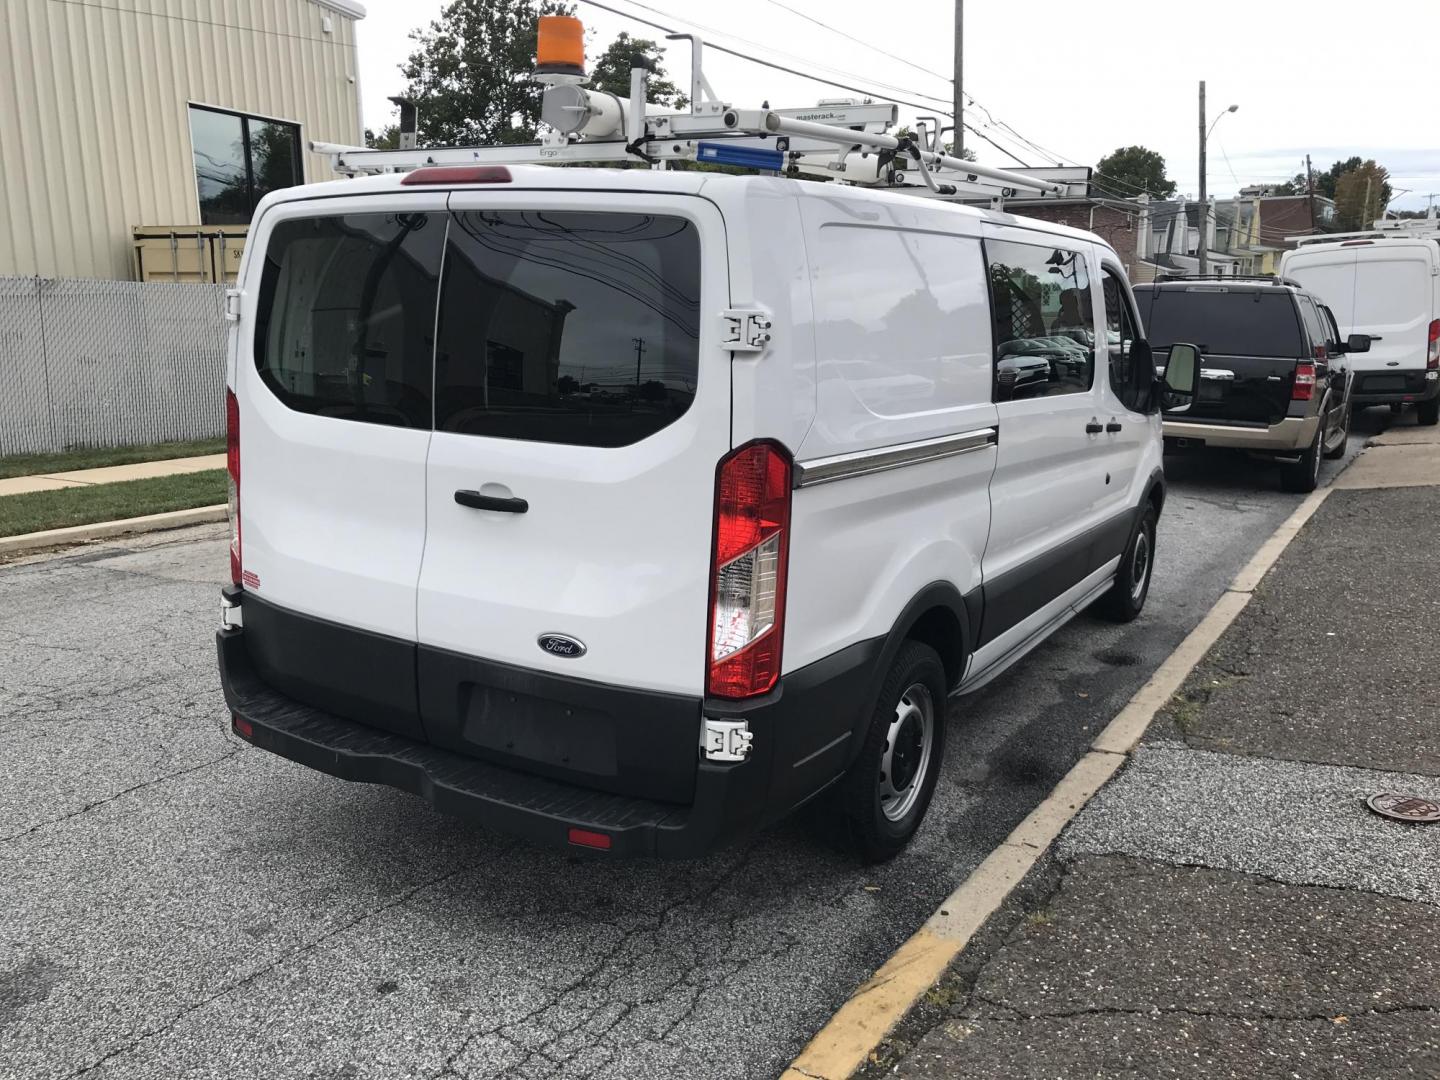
[538,633,586,659]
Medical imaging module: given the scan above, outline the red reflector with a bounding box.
[232,715,253,740]
[568,828,612,850]
[400,165,512,185]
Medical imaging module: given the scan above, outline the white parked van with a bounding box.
[1280,237,1440,424]
[217,165,1196,860]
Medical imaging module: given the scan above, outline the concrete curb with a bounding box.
[0,505,227,557]
[781,487,1334,1080]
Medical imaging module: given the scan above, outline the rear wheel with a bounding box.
[1095,505,1156,623]
[1419,398,1440,426]
[832,641,947,863]
[1323,401,1351,460]
[1281,422,1323,493]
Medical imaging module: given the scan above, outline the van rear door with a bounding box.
[1347,248,1434,376]
[237,195,446,740]
[414,193,729,803]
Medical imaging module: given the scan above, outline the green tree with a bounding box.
[1094,146,1176,199]
[365,126,400,150]
[396,0,573,147]
[1334,160,1391,230]
[589,33,688,109]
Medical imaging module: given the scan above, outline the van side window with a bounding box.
[1101,270,1148,412]
[984,239,1094,401]
[435,211,701,448]
[254,213,443,428]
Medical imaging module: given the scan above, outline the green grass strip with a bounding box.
[0,438,226,480]
[0,470,227,537]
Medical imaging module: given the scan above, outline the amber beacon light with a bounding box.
[536,16,586,77]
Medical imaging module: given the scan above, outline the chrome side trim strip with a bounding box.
[793,427,998,489]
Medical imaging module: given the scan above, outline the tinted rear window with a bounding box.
[255,213,444,428]
[435,211,701,448]
[1136,288,1304,358]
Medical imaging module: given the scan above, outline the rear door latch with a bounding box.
[720,309,773,353]
[224,289,243,322]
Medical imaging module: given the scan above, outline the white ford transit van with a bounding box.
[1280,237,1440,424]
[217,165,1192,861]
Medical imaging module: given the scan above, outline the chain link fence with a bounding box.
[0,277,227,456]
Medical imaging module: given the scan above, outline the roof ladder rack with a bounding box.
[313,19,1090,208]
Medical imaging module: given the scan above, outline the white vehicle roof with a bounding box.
[259,166,1115,254]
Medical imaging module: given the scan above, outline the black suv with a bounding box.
[1133,277,1369,492]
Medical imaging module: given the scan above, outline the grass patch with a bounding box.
[0,470,226,537]
[0,438,225,480]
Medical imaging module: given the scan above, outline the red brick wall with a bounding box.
[1008,203,1140,275]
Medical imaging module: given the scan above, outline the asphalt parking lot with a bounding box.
[0,415,1381,1080]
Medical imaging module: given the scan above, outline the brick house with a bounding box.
[1007,198,1145,278]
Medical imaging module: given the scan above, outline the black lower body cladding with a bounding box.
[1351,370,1440,405]
[217,594,882,857]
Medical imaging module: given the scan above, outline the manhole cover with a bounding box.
[1366,792,1440,823]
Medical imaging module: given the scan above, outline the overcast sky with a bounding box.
[356,0,1440,212]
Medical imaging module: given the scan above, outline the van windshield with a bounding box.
[1137,288,1304,358]
[435,211,702,448]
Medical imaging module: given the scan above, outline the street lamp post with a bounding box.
[1197,81,1238,276]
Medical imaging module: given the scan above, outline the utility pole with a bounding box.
[1305,154,1316,235]
[1198,80,1207,276]
[632,336,646,388]
[1362,175,1373,231]
[952,0,963,158]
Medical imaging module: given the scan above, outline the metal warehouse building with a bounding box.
[1,0,366,281]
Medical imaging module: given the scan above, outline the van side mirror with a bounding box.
[1159,342,1202,414]
[1346,333,1372,354]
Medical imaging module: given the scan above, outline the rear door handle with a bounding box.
[455,490,529,514]
[1085,421,1104,434]
[1106,421,1123,433]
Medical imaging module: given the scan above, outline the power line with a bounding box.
[758,0,954,86]
[578,0,955,112]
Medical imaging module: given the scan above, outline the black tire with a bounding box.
[1095,504,1157,623]
[1419,398,1440,427]
[1323,401,1351,460]
[832,641,947,863]
[1281,422,1322,493]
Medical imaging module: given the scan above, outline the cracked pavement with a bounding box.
[875,412,1440,1080]
[0,423,1372,1079]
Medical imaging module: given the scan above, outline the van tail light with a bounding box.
[1292,361,1316,401]
[226,387,242,586]
[1428,319,1439,369]
[707,441,792,699]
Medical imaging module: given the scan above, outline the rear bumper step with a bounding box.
[1163,414,1318,452]
[217,628,763,857]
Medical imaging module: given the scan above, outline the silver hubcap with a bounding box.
[879,683,935,822]
[1130,529,1152,603]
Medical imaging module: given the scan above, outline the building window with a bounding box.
[190,105,302,225]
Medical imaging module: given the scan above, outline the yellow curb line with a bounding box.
[782,486,1333,1080]
[0,505,228,558]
